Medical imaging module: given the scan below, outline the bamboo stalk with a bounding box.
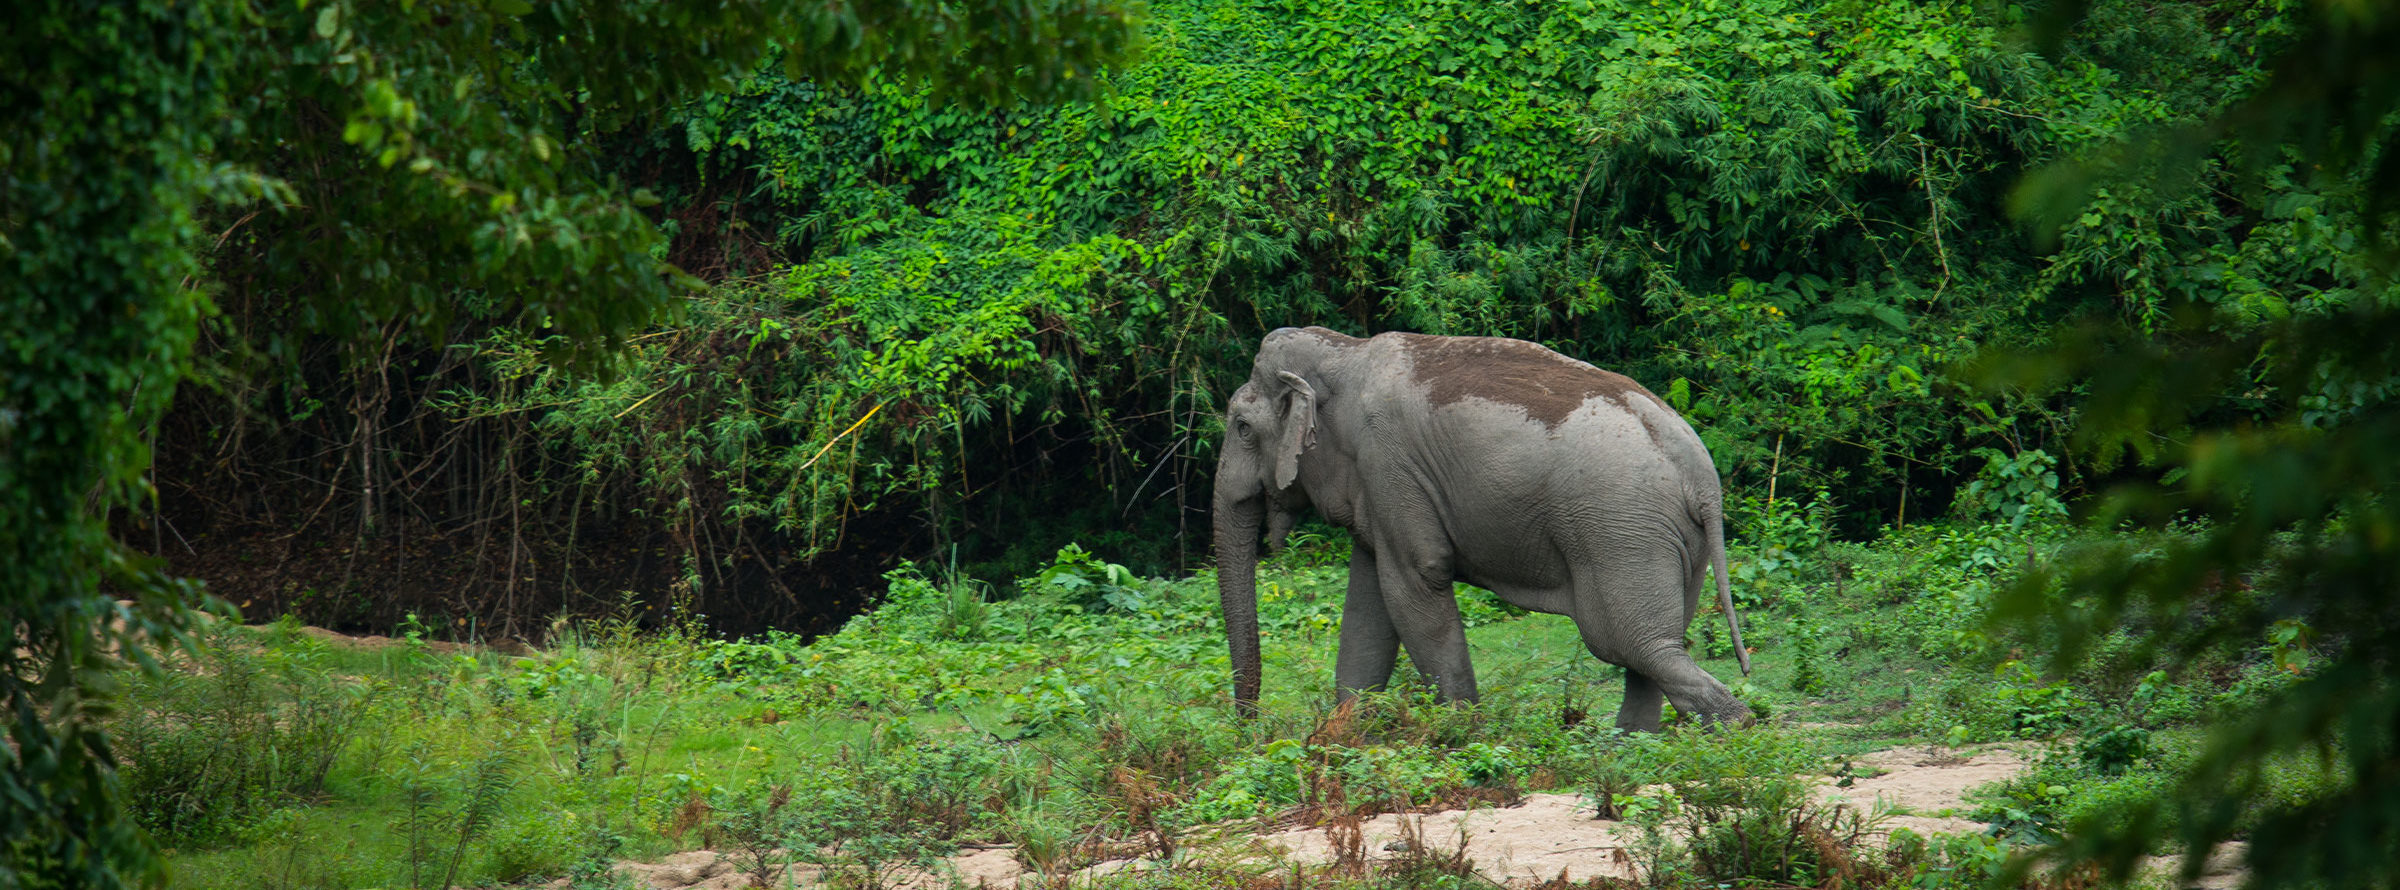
[1766,432,1784,517]
[612,388,666,420]
[797,402,886,474]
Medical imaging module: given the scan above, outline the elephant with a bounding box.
[1212,326,1753,731]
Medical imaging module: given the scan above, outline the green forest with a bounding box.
[4,0,2395,888]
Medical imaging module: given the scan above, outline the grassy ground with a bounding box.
[117,518,2307,889]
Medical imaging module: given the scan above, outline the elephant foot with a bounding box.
[1614,699,1754,733]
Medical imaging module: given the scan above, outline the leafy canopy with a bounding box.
[488,0,2354,586]
[0,0,1132,886]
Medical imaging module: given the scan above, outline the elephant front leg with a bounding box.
[1335,547,1401,698]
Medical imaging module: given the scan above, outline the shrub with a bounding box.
[1953,449,2070,532]
[484,810,580,884]
[1172,738,1309,824]
[115,626,372,844]
[1679,776,1878,887]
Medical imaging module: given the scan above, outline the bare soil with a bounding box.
[580,746,2041,889]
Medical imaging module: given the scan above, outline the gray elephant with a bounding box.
[1212,327,1753,730]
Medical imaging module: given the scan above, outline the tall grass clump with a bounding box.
[115,620,372,844]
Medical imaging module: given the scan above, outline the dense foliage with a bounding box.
[374,0,2390,623]
[2,1,1131,886]
[3,2,220,883]
[18,0,2400,887]
[1995,298,2400,890]
[598,0,2095,571]
[410,1,2400,885]
[1987,2,2400,888]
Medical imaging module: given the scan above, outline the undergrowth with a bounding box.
[120,515,2321,888]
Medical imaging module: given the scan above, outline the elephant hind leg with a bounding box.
[1574,562,1750,729]
[1616,670,1665,732]
[1624,640,1751,727]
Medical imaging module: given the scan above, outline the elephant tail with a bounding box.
[1709,505,1753,676]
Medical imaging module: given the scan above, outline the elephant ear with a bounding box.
[1273,371,1317,490]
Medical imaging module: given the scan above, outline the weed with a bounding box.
[1005,805,1085,880]
[1263,524,1353,571]
[707,782,800,885]
[116,624,371,844]
[1094,711,1236,786]
[1572,727,1663,821]
[388,736,524,889]
[1785,608,1831,697]
[1965,771,2070,845]
[1456,742,1521,787]
[484,809,580,883]
[1177,738,1308,824]
[219,809,376,890]
[1955,449,2069,532]
[816,830,950,890]
[1384,815,1478,886]
[1619,786,1689,889]
[1100,765,1177,860]
[1351,682,1486,749]
[1026,543,1146,611]
[1910,660,2089,743]
[939,576,994,641]
[2076,724,2152,776]
[564,820,642,890]
[1883,831,2016,890]
[746,772,954,890]
[1678,776,1877,887]
[1324,805,1369,878]
[864,731,1009,838]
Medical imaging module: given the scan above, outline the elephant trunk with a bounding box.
[1214,489,1265,718]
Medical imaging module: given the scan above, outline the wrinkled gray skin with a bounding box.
[1214,327,1753,730]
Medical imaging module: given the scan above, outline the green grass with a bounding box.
[117,519,2313,889]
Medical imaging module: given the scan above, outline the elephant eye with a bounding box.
[1235,420,1254,440]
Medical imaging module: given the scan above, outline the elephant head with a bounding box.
[1214,361,1322,716]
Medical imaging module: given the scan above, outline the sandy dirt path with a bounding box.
[587,746,2037,889]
